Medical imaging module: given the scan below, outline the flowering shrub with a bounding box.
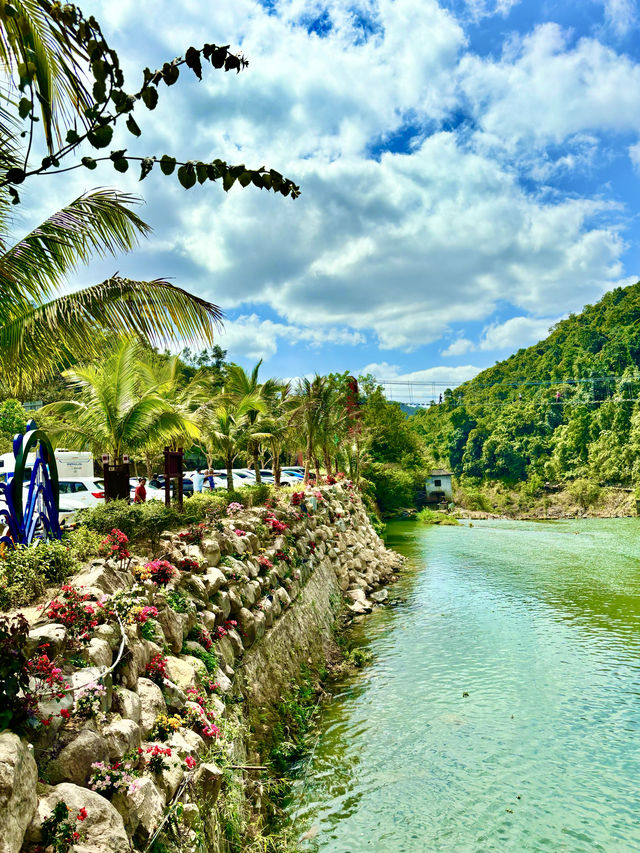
[202,722,221,738]
[133,560,176,586]
[106,585,146,624]
[178,523,206,545]
[265,515,288,534]
[100,528,131,570]
[234,528,247,537]
[36,801,87,853]
[177,557,201,572]
[274,549,292,565]
[89,760,138,798]
[184,755,197,770]
[73,683,106,720]
[226,502,244,516]
[145,744,172,774]
[309,540,317,554]
[213,618,237,640]
[291,492,305,506]
[314,490,324,501]
[325,474,337,485]
[145,654,168,685]
[166,590,190,613]
[46,586,101,642]
[336,472,346,480]
[24,649,70,727]
[257,555,273,574]
[130,604,158,625]
[151,713,183,741]
[188,624,213,651]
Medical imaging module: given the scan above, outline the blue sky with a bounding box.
[17,0,640,401]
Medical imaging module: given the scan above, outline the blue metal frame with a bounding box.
[0,419,61,547]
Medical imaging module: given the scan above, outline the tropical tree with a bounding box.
[0,187,222,394]
[40,338,198,462]
[200,395,266,491]
[259,383,294,487]
[223,362,280,483]
[289,376,329,484]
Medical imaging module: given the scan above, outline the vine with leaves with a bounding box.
[1,0,300,202]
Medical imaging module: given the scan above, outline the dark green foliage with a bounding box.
[182,641,219,674]
[0,614,30,732]
[270,665,319,773]
[412,281,640,488]
[78,499,179,543]
[63,526,104,562]
[0,399,27,451]
[0,541,74,609]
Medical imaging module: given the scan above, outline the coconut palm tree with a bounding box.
[40,337,199,461]
[201,394,266,491]
[0,187,221,395]
[289,375,330,484]
[223,361,280,483]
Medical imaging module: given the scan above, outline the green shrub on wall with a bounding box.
[364,463,426,514]
[78,500,180,542]
[0,541,74,609]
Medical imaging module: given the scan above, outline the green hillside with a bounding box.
[411,282,640,487]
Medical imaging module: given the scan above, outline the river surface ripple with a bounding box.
[287,518,640,852]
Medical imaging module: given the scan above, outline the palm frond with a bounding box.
[0,189,151,306]
[0,277,223,389]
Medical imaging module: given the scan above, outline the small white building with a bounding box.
[425,469,453,503]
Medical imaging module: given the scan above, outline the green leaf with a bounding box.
[196,163,208,184]
[238,171,252,188]
[65,128,81,144]
[222,171,236,192]
[126,115,141,137]
[185,46,203,80]
[141,87,159,110]
[160,155,176,175]
[87,124,113,149]
[92,80,106,102]
[110,149,127,161]
[8,186,20,205]
[5,167,25,184]
[81,156,98,170]
[177,164,196,189]
[113,158,129,173]
[162,62,180,85]
[140,158,154,180]
[18,97,31,119]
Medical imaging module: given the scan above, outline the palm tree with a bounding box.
[40,337,199,461]
[290,376,329,484]
[0,188,221,395]
[223,361,280,483]
[201,394,266,491]
[260,383,294,486]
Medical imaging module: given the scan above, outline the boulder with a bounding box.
[113,776,165,844]
[347,588,367,605]
[25,623,66,657]
[86,637,113,669]
[370,588,388,603]
[201,567,226,596]
[0,733,37,853]
[226,628,244,658]
[237,608,256,647]
[72,563,132,596]
[163,656,197,691]
[137,678,166,738]
[180,653,208,682]
[163,679,187,711]
[214,668,232,694]
[216,636,235,668]
[48,729,109,786]
[93,622,122,651]
[157,607,183,654]
[201,537,221,566]
[168,729,205,758]
[102,719,141,761]
[194,762,223,803]
[26,783,131,853]
[112,687,141,723]
[254,610,266,642]
[275,587,291,609]
[213,590,231,620]
[227,587,243,615]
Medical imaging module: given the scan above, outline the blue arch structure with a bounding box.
[0,420,61,547]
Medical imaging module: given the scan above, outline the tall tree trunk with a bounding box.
[323,450,332,477]
[226,455,234,492]
[304,438,312,484]
[314,456,321,484]
[252,441,261,484]
[273,445,281,487]
[145,451,153,478]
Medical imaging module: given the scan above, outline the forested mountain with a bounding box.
[411,282,640,486]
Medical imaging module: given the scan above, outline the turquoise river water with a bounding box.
[287,518,640,852]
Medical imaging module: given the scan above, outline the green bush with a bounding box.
[78,500,179,543]
[0,540,75,610]
[364,463,425,514]
[568,478,600,510]
[64,526,104,562]
[416,507,459,526]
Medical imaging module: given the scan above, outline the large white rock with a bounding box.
[0,733,37,853]
[137,678,166,738]
[113,776,165,845]
[163,655,197,691]
[27,783,132,853]
[48,729,109,786]
[102,719,141,761]
[112,687,141,723]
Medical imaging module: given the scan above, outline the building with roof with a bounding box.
[425,469,453,503]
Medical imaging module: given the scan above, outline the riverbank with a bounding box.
[0,483,403,853]
[453,483,636,520]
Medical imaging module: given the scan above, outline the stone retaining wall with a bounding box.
[0,483,402,853]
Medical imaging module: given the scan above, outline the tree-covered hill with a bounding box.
[411,282,640,487]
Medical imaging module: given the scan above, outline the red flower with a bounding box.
[59,708,71,720]
[77,808,87,821]
[184,755,196,769]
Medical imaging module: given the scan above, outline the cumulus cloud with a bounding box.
[602,0,637,36]
[30,1,640,370]
[441,337,475,356]
[479,315,559,350]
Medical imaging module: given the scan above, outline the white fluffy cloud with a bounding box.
[479,315,559,350]
[40,1,640,369]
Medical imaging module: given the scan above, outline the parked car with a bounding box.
[281,467,305,479]
[57,477,106,508]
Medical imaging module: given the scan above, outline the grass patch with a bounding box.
[416,507,459,526]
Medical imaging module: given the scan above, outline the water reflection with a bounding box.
[288,518,640,852]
